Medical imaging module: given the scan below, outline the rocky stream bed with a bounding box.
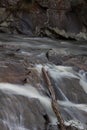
[0,33,87,130]
[0,0,87,130]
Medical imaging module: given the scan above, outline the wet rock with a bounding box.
[0,44,48,84]
[26,68,41,86]
[63,56,87,71]
[44,28,87,40]
[58,78,87,103]
[46,49,63,65]
[46,48,87,69]
[47,124,58,130]
[0,93,47,130]
[0,62,26,84]
[0,122,9,130]
[0,34,87,130]
[65,125,81,130]
[49,68,87,103]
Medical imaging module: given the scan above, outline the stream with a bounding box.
[0,33,87,130]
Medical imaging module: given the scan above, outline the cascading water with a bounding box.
[0,94,28,130]
[0,64,87,130]
[0,34,87,130]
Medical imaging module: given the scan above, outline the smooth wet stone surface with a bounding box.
[0,93,47,130]
[0,34,87,130]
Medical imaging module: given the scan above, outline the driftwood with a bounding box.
[42,67,66,130]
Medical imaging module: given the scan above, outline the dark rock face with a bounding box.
[0,0,87,39]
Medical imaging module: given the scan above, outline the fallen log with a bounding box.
[42,67,66,130]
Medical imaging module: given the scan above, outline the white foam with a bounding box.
[3,120,29,130]
[65,120,84,130]
[20,51,32,56]
[58,101,87,113]
[80,80,87,94]
[0,82,87,127]
[0,65,87,127]
[48,68,78,80]
[35,64,78,80]
[35,64,87,95]
[0,83,57,124]
[79,71,87,94]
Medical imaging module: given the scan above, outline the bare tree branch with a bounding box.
[42,67,66,130]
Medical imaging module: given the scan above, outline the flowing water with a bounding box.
[0,33,87,130]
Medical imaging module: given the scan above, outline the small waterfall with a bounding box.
[0,92,30,130]
[49,81,69,101]
[35,64,79,101]
[79,70,87,94]
[35,64,87,129]
[0,83,57,125]
[36,64,87,102]
[0,65,87,129]
[0,82,87,129]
